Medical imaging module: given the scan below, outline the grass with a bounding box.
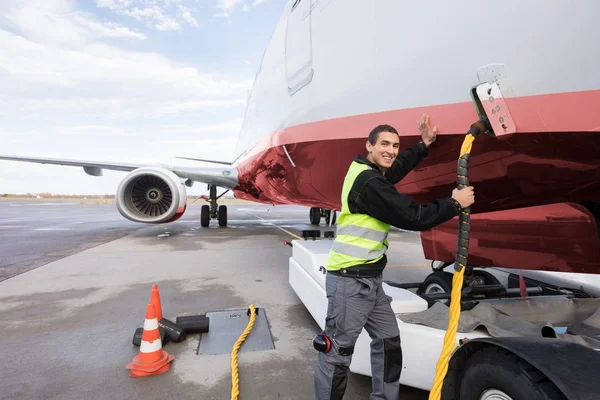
[0,196,260,206]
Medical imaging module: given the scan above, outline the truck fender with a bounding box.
[441,336,600,400]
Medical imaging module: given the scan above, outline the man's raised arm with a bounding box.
[384,141,429,185]
[385,114,438,185]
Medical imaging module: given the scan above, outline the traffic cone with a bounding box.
[126,301,175,377]
[150,284,163,321]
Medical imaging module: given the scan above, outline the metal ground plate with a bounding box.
[197,308,274,355]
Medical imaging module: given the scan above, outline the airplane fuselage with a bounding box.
[232,0,600,210]
[229,0,600,272]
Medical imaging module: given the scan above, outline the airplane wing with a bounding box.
[0,155,239,189]
[0,155,145,174]
[175,156,232,165]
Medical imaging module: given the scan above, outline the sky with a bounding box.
[0,0,287,195]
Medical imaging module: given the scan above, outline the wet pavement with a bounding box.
[0,202,430,400]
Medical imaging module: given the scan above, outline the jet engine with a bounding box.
[116,167,187,223]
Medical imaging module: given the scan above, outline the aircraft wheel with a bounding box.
[218,205,227,227]
[457,347,564,400]
[201,205,210,227]
[325,210,337,225]
[309,207,321,225]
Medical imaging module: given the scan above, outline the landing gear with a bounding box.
[309,207,320,225]
[218,205,227,227]
[201,205,210,227]
[325,210,337,225]
[200,185,229,227]
[309,207,337,226]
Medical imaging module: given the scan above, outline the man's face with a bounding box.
[366,131,400,169]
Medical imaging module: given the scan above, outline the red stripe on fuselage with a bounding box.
[234,89,600,213]
[241,89,600,161]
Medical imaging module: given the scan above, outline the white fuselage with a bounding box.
[233,0,600,164]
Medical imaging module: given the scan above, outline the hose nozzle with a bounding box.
[467,117,493,137]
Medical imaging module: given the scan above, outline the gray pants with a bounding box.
[314,272,402,400]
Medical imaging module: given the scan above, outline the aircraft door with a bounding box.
[286,0,314,95]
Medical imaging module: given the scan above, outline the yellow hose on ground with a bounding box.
[231,304,257,400]
[428,133,476,400]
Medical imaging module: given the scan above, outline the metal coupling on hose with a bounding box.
[467,117,493,137]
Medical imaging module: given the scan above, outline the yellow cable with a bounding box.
[231,304,257,400]
[428,133,476,400]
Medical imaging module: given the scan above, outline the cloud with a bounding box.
[55,125,138,137]
[216,0,244,17]
[0,15,252,119]
[157,120,243,137]
[3,1,146,46]
[96,0,134,8]
[179,5,199,27]
[216,0,267,18]
[97,0,200,31]
[123,6,182,31]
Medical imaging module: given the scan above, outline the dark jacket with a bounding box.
[341,141,460,274]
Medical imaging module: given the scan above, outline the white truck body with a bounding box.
[288,239,491,391]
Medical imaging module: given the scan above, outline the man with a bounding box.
[313,114,475,400]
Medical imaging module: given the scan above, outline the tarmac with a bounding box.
[0,201,432,400]
[0,201,139,281]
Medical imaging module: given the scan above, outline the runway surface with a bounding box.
[0,202,140,281]
[0,201,432,400]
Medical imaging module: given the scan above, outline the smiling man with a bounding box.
[313,114,475,400]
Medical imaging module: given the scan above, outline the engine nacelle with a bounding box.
[116,167,187,224]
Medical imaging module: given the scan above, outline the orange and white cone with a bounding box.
[150,284,163,321]
[126,301,175,377]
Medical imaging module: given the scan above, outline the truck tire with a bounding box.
[417,271,454,295]
[458,346,566,400]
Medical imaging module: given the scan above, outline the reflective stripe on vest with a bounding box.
[330,241,387,260]
[335,225,388,242]
[326,160,391,271]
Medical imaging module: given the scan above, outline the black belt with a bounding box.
[327,268,382,278]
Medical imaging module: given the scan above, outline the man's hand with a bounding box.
[452,186,475,208]
[418,114,437,147]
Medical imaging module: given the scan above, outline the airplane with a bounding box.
[1,0,599,274]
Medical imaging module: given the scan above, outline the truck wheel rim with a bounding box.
[425,283,445,294]
[479,389,512,400]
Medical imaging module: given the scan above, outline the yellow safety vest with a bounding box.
[326,161,390,271]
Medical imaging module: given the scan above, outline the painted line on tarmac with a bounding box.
[246,211,303,240]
